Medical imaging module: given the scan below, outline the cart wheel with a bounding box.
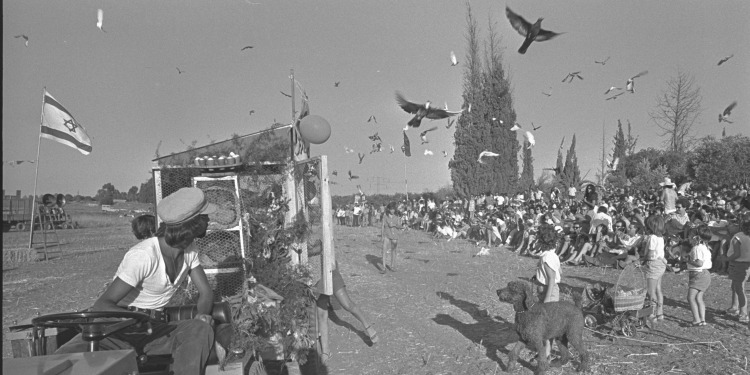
[16,223,26,232]
[584,314,598,328]
[621,321,636,337]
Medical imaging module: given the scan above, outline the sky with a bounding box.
[3,0,749,198]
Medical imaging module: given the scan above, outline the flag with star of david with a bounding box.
[41,90,92,155]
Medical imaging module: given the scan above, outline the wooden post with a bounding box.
[319,155,334,295]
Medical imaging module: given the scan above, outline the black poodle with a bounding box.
[496,281,591,374]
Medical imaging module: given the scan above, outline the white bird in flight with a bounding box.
[424,149,434,156]
[14,34,29,47]
[524,131,536,148]
[477,151,500,164]
[625,71,648,93]
[719,101,737,124]
[344,147,354,154]
[420,126,438,144]
[450,51,458,66]
[510,123,521,131]
[604,86,621,95]
[96,9,106,32]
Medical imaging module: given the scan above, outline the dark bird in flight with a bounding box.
[532,123,542,131]
[542,88,552,97]
[604,86,622,95]
[625,71,648,93]
[348,170,359,180]
[505,6,562,54]
[606,92,625,101]
[420,126,439,144]
[719,101,737,124]
[717,54,734,66]
[14,34,29,47]
[358,152,365,164]
[396,92,462,128]
[562,72,583,83]
[368,132,382,142]
[370,143,383,154]
[442,151,448,157]
[280,91,292,98]
[401,131,411,157]
[595,56,610,65]
[543,167,562,174]
[241,46,254,51]
[367,115,377,123]
[445,118,455,129]
[334,81,341,87]
[248,110,255,116]
[332,170,338,176]
[176,67,185,74]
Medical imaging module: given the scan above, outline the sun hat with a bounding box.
[158,187,217,225]
[659,177,675,188]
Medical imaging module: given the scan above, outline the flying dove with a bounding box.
[96,9,106,32]
[543,167,562,174]
[389,145,395,153]
[332,170,338,176]
[348,170,359,180]
[595,56,610,65]
[510,123,521,131]
[542,88,552,97]
[625,71,648,93]
[719,101,737,123]
[450,51,458,66]
[562,72,583,83]
[604,86,621,95]
[445,118,455,129]
[477,150,500,164]
[524,131,536,148]
[248,110,255,116]
[358,153,365,164]
[280,91,292,98]
[368,132,382,142]
[241,46,254,51]
[607,157,620,171]
[396,92,463,128]
[420,126,438,144]
[370,143,383,154]
[442,151,448,157]
[14,35,29,47]
[606,92,625,101]
[344,147,355,154]
[505,6,561,54]
[334,81,341,87]
[424,149,434,156]
[367,115,377,123]
[717,54,733,66]
[532,123,541,131]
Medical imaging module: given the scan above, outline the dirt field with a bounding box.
[3,224,750,374]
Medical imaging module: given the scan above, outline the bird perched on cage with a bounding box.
[719,101,737,124]
[478,150,500,164]
[625,71,648,93]
[420,126,439,144]
[396,92,463,128]
[505,6,562,54]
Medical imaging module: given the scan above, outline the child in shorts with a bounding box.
[685,226,713,326]
[381,202,406,273]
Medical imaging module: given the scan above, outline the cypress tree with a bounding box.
[563,134,581,186]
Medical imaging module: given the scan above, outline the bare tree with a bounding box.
[649,71,702,153]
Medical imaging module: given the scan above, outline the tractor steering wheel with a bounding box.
[32,311,151,353]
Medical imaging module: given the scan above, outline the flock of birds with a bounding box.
[329,6,740,188]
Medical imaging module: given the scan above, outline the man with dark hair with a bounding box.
[57,187,217,375]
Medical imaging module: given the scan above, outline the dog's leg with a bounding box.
[567,330,590,372]
[551,336,571,367]
[506,341,524,372]
[532,338,549,375]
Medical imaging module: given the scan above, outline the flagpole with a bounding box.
[28,88,46,248]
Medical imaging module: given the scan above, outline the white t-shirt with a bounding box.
[536,249,561,285]
[688,243,712,271]
[647,235,665,260]
[115,237,201,310]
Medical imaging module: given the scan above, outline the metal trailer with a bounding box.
[2,191,76,232]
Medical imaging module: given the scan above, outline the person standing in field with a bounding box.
[685,226,713,326]
[380,202,406,274]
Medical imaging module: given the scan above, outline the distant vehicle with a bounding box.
[2,190,77,232]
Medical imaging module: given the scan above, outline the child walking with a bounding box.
[686,226,713,326]
[643,215,667,320]
[380,202,406,274]
[532,224,562,361]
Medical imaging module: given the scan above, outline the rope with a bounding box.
[585,327,728,350]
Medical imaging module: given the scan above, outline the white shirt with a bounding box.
[646,235,665,260]
[115,237,201,310]
[536,249,561,285]
[688,243,712,271]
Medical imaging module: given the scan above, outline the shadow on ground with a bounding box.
[432,291,531,372]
